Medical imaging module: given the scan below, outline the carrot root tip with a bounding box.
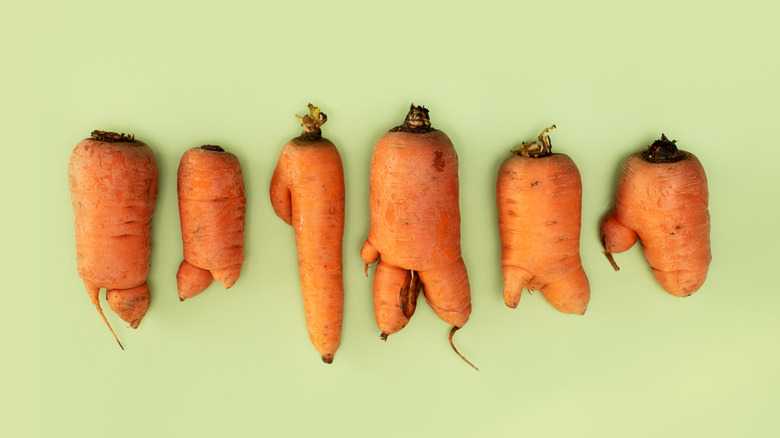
[379,332,389,341]
[448,326,479,371]
[321,354,334,364]
[603,251,620,271]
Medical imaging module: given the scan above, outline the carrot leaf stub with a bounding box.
[643,134,686,163]
[511,125,556,158]
[90,130,136,143]
[390,104,435,134]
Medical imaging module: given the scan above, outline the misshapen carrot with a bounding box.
[600,134,711,296]
[270,104,344,364]
[68,130,159,348]
[177,145,246,301]
[360,104,474,368]
[497,125,590,314]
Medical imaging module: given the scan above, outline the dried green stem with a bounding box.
[512,125,556,158]
[297,103,327,140]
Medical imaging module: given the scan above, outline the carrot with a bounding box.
[269,104,344,364]
[600,134,711,297]
[496,125,590,314]
[68,130,159,348]
[176,145,246,301]
[360,104,474,369]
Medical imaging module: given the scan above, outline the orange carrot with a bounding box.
[360,104,474,368]
[68,130,158,348]
[600,134,710,296]
[497,125,590,314]
[176,145,246,301]
[270,104,344,364]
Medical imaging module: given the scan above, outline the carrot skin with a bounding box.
[600,150,710,296]
[69,134,158,344]
[176,146,246,301]
[497,152,590,314]
[270,133,345,363]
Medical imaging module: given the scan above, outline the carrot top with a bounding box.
[90,130,137,143]
[511,124,556,158]
[390,103,435,134]
[200,145,225,152]
[643,134,685,163]
[296,103,327,140]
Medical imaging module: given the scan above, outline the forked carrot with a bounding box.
[360,104,475,369]
[176,145,246,301]
[496,125,590,314]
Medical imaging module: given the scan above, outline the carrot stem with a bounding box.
[644,133,685,163]
[390,103,434,134]
[449,326,478,371]
[296,103,327,140]
[512,124,556,158]
[90,130,135,143]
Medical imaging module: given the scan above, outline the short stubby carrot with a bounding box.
[270,104,344,364]
[68,130,159,348]
[176,145,246,301]
[600,134,711,297]
[360,104,473,367]
[497,125,590,315]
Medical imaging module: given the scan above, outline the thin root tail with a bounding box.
[449,326,478,371]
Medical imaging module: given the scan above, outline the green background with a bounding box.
[6,0,780,436]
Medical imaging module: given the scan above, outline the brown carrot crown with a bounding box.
[643,134,685,163]
[91,130,136,142]
[201,145,225,152]
[512,125,556,158]
[297,103,327,140]
[390,104,435,133]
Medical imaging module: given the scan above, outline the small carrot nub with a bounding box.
[448,326,478,371]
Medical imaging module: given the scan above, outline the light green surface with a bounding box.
[6,0,780,436]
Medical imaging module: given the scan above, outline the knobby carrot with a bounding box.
[360,104,475,369]
[68,130,159,348]
[600,134,711,296]
[497,125,590,314]
[176,145,246,301]
[270,104,344,364]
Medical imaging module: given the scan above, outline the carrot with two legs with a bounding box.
[496,125,590,314]
[360,104,475,369]
[177,145,246,301]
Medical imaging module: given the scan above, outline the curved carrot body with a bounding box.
[361,105,471,338]
[497,142,590,315]
[270,104,344,364]
[176,145,246,301]
[68,131,158,347]
[600,137,710,296]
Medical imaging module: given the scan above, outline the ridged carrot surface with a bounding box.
[68,130,158,348]
[176,145,246,301]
